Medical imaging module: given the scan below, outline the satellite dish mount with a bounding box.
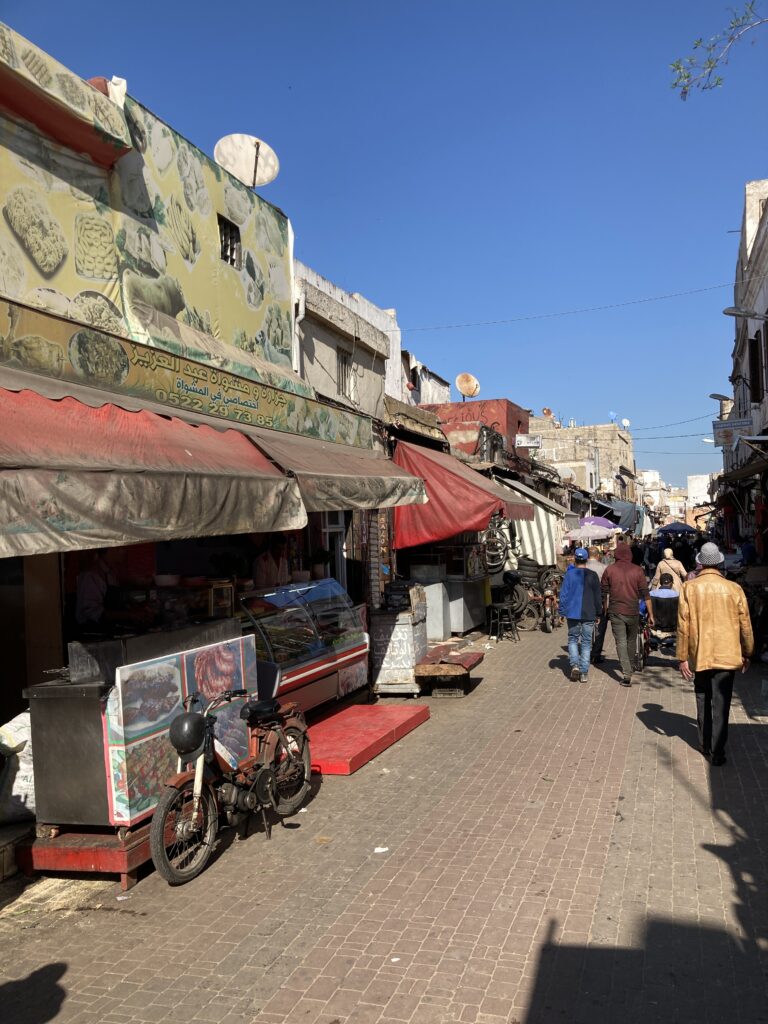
[214,133,280,188]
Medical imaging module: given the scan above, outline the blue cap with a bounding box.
[574,547,589,561]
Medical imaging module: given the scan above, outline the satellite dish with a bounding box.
[455,373,480,398]
[541,406,553,417]
[608,410,617,422]
[621,418,631,429]
[214,134,280,188]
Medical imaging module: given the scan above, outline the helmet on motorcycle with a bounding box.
[168,711,205,757]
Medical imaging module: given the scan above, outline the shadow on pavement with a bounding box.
[523,703,768,1022]
[0,963,67,1024]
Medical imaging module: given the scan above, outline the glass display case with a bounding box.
[239,579,369,711]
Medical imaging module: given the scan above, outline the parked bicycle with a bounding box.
[150,670,310,885]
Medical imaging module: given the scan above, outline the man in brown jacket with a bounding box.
[601,543,653,686]
[677,542,753,766]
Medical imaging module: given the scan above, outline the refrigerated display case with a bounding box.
[239,579,370,712]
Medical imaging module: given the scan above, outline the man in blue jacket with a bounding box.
[558,547,603,682]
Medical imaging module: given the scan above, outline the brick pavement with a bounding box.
[1,628,767,1023]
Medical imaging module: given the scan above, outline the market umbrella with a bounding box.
[580,516,620,531]
[565,523,616,542]
[657,522,697,536]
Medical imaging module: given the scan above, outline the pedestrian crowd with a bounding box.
[557,529,754,767]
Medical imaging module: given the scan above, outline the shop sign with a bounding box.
[1,300,373,448]
[515,434,542,448]
[712,418,754,448]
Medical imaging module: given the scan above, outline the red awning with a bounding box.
[392,441,533,549]
[0,389,306,557]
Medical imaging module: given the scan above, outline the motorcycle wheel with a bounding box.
[542,611,553,633]
[271,727,311,816]
[517,604,541,631]
[150,781,218,885]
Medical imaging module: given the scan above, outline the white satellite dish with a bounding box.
[620,417,631,429]
[214,133,280,188]
[455,372,481,399]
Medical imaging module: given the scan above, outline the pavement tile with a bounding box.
[2,631,766,1022]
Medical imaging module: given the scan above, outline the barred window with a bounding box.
[218,215,241,269]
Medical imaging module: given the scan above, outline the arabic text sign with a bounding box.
[712,418,753,448]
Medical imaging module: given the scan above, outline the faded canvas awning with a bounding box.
[247,428,427,512]
[0,388,306,557]
[392,441,534,549]
[490,475,570,517]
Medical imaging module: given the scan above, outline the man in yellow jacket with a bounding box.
[677,542,753,766]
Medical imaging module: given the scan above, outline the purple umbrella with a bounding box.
[580,516,620,531]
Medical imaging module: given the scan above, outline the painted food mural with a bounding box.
[0,75,305,394]
[106,636,256,824]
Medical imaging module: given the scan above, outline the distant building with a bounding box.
[527,418,637,500]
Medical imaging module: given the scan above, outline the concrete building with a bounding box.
[638,469,669,525]
[294,261,391,422]
[527,417,637,500]
[715,179,768,550]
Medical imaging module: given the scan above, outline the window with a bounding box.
[217,215,241,269]
[337,349,354,400]
[749,333,763,405]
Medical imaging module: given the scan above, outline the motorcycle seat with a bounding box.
[240,698,280,723]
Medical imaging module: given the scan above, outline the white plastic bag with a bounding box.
[0,711,35,823]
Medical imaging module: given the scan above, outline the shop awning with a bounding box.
[491,475,570,517]
[0,389,307,558]
[391,441,533,549]
[246,428,428,512]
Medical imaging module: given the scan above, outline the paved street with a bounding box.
[2,627,768,1024]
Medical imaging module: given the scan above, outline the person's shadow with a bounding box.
[635,702,699,751]
[0,963,67,1023]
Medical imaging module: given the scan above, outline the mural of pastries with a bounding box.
[0,234,25,295]
[55,72,88,111]
[118,221,167,277]
[166,196,200,265]
[89,89,127,140]
[26,287,72,317]
[4,186,67,276]
[72,292,123,333]
[176,145,211,215]
[224,184,250,226]
[0,25,19,68]
[21,46,52,87]
[74,213,118,280]
[9,334,64,374]
[68,328,129,384]
[150,123,174,175]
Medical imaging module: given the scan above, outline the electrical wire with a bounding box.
[632,413,717,431]
[391,274,767,333]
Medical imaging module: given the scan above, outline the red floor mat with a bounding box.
[308,704,430,775]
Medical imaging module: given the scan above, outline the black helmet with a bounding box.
[168,711,205,757]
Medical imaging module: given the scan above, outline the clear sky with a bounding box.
[6,1,768,486]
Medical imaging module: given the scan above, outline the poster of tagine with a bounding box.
[103,634,257,825]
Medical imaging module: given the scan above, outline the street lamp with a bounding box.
[701,438,715,444]
[723,306,768,322]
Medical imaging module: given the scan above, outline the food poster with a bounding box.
[104,635,258,825]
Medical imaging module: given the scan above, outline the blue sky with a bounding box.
[6,1,768,486]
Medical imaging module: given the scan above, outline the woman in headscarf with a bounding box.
[650,547,688,592]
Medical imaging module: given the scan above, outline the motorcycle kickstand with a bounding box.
[261,806,272,840]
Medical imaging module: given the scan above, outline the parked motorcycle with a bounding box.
[150,672,311,885]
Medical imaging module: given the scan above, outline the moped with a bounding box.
[150,665,310,885]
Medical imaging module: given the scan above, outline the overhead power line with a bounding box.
[632,413,715,431]
[396,281,751,333]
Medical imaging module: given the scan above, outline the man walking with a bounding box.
[558,547,602,682]
[601,543,653,686]
[677,542,753,766]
